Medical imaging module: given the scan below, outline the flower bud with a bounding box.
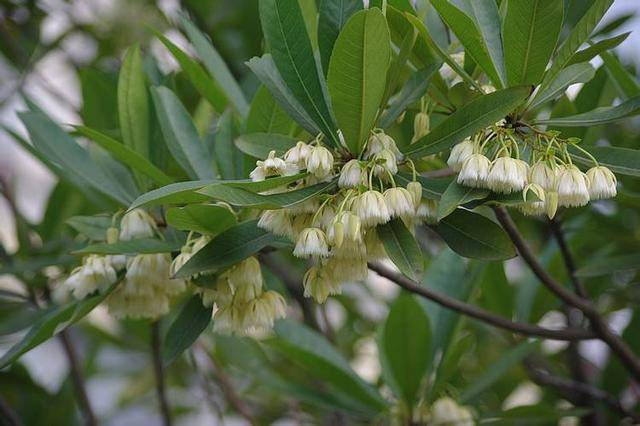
[338,159,365,188]
[406,181,423,208]
[412,112,430,142]
[293,227,329,258]
[306,146,334,178]
[106,227,119,244]
[586,166,617,200]
[519,183,546,216]
[447,139,475,171]
[546,191,559,219]
[329,221,344,248]
[457,153,491,188]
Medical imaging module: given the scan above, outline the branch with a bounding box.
[524,358,639,423]
[367,262,594,341]
[59,328,97,426]
[493,206,640,382]
[151,322,172,426]
[548,218,588,298]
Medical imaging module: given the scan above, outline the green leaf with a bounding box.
[247,55,322,136]
[154,31,227,113]
[437,181,490,220]
[246,86,296,134]
[430,0,505,87]
[503,0,563,86]
[327,9,390,154]
[541,0,614,90]
[151,86,214,180]
[601,51,640,99]
[162,296,212,365]
[166,204,237,235]
[379,66,438,129]
[0,282,118,368]
[74,238,182,255]
[66,216,111,241]
[459,341,537,403]
[129,180,216,210]
[529,63,596,110]
[118,45,149,159]
[379,293,431,405]
[404,87,530,158]
[79,67,118,130]
[396,173,453,200]
[568,32,630,66]
[318,0,364,74]
[259,0,339,145]
[377,219,423,280]
[534,95,640,127]
[19,111,132,206]
[235,133,298,159]
[198,180,336,209]
[181,16,249,116]
[175,220,285,278]
[212,110,244,180]
[569,145,640,177]
[272,319,387,413]
[575,253,640,277]
[432,209,516,260]
[74,125,173,187]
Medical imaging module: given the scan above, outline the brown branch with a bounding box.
[58,330,97,426]
[493,206,640,382]
[367,262,594,341]
[151,322,172,426]
[524,358,639,423]
[207,351,256,424]
[548,218,589,298]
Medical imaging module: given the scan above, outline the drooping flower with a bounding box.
[258,209,293,238]
[416,199,438,224]
[355,190,391,227]
[529,161,557,191]
[412,112,430,143]
[65,255,117,300]
[284,141,311,168]
[373,148,398,177]
[338,159,365,188]
[250,150,295,181]
[306,146,334,178]
[303,266,341,303]
[384,187,415,218]
[447,139,475,171]
[519,183,547,216]
[457,153,491,188]
[486,156,528,193]
[293,227,330,258]
[557,165,590,207]
[406,181,423,208]
[586,166,617,200]
[119,209,156,241]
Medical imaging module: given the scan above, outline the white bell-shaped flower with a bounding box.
[406,181,423,208]
[258,209,293,237]
[412,112,430,142]
[338,160,365,188]
[557,165,590,207]
[529,161,557,191]
[457,153,491,188]
[486,156,528,193]
[284,141,311,168]
[293,227,330,258]
[384,187,415,218]
[586,166,617,200]
[355,190,391,227]
[65,255,117,300]
[119,209,156,241]
[416,199,438,224]
[306,146,334,178]
[373,148,398,177]
[447,139,475,171]
[303,266,341,303]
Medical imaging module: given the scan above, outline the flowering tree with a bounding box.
[2,0,640,424]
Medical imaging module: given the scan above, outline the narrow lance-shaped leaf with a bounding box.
[151,86,214,180]
[600,51,640,100]
[180,16,249,116]
[569,145,640,177]
[529,63,596,110]
[318,0,364,74]
[259,0,339,146]
[534,96,640,127]
[568,32,630,66]
[235,133,298,159]
[403,86,530,158]
[246,85,296,134]
[437,181,490,220]
[328,8,391,154]
[166,204,237,235]
[162,296,213,365]
[503,0,563,86]
[118,45,149,159]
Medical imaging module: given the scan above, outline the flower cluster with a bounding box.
[64,209,187,319]
[254,131,436,303]
[448,129,617,218]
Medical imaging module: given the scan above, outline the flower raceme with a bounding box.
[448,131,618,218]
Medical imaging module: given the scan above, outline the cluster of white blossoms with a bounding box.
[64,209,187,319]
[171,232,287,337]
[253,131,437,303]
[448,129,617,218]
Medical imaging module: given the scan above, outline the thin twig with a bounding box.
[493,206,640,382]
[151,322,172,426]
[524,358,639,423]
[367,262,594,341]
[58,330,98,426]
[548,218,589,298]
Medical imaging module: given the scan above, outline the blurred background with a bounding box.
[1,0,639,425]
